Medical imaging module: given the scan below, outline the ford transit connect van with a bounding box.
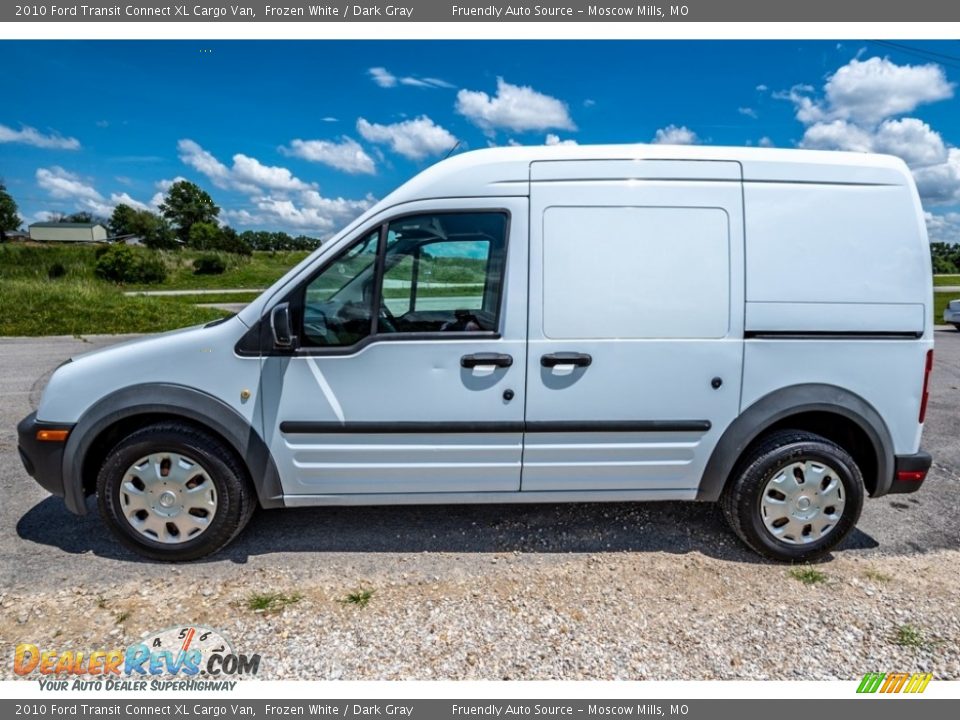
[17,144,934,562]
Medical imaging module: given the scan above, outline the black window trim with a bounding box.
[240,208,512,358]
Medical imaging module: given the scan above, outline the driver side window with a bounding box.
[300,211,508,348]
[301,230,379,347]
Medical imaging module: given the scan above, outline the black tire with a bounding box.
[953,324,960,331]
[720,429,865,562]
[97,422,256,561]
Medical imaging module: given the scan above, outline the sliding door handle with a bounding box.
[461,353,513,369]
[541,352,593,368]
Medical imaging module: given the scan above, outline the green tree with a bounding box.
[159,181,220,243]
[109,204,139,237]
[0,181,22,242]
[111,205,177,250]
[133,211,177,250]
[187,221,222,251]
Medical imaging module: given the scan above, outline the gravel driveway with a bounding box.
[2,331,958,680]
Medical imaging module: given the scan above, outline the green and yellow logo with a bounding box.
[857,672,933,694]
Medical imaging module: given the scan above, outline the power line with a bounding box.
[868,40,960,70]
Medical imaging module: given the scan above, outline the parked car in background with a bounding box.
[944,299,960,330]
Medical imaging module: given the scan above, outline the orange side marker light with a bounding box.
[36,429,69,442]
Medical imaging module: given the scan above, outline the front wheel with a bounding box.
[720,430,865,562]
[97,422,256,561]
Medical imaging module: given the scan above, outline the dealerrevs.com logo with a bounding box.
[14,626,261,691]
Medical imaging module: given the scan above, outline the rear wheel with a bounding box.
[97,422,256,561]
[953,323,960,331]
[721,430,864,562]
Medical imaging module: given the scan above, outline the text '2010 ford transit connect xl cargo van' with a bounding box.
[18,144,934,562]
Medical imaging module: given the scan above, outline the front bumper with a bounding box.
[17,411,74,498]
[888,450,933,494]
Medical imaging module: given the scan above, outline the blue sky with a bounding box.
[2,40,960,241]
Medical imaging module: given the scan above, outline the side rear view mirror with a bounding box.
[270,302,299,350]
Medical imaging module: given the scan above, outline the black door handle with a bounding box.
[541,352,593,368]
[461,353,513,369]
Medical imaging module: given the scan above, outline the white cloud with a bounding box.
[738,107,758,119]
[652,125,699,145]
[368,66,454,89]
[36,167,101,202]
[925,211,960,244]
[801,117,948,169]
[177,139,234,189]
[758,136,775,148]
[224,191,376,236]
[357,116,457,160]
[281,136,376,174]
[545,134,577,146]
[756,84,769,92]
[35,166,155,218]
[913,148,960,204]
[231,153,314,192]
[780,57,954,126]
[178,139,316,194]
[0,124,80,150]
[800,120,875,153]
[872,118,948,168]
[456,77,576,134]
[176,140,374,236]
[400,76,455,89]
[780,56,959,204]
[156,176,188,193]
[368,67,396,88]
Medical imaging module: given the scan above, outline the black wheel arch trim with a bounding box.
[61,383,284,515]
[697,383,896,502]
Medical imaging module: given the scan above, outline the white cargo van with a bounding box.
[18,144,934,562]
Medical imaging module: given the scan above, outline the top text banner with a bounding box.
[7,0,960,22]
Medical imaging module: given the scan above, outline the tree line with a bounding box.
[4,179,960,269]
[930,242,960,274]
[0,179,322,253]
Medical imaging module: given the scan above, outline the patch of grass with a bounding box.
[891,624,927,649]
[933,274,960,286]
[340,588,375,608]
[96,595,108,609]
[128,250,310,290]
[244,591,303,613]
[0,243,308,291]
[788,566,827,585]
[159,291,262,305]
[0,279,227,336]
[864,568,893,583]
[0,243,99,280]
[114,611,130,625]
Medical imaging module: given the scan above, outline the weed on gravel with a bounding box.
[864,569,893,583]
[341,589,375,608]
[244,592,303,614]
[789,567,827,585]
[892,624,929,649]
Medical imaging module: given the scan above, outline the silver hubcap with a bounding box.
[760,460,846,545]
[119,452,217,544]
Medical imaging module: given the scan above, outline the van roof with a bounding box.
[379,143,912,209]
[236,144,915,329]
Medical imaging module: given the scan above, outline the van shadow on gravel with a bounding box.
[16,496,878,565]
